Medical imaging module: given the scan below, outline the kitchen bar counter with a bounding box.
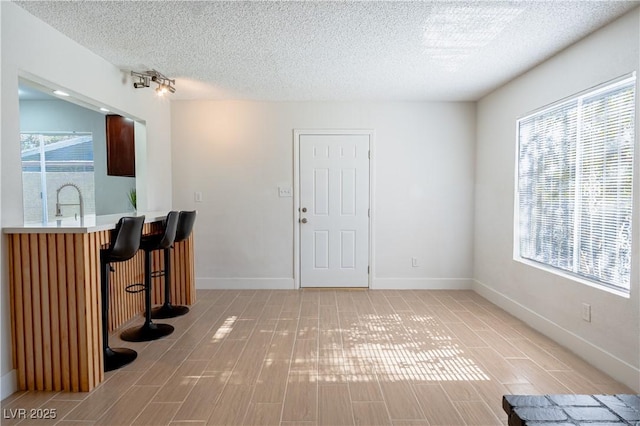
[4,211,196,392]
[2,211,168,234]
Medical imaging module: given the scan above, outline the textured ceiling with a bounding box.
[14,1,640,101]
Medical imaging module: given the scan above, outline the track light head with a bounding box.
[130,69,175,95]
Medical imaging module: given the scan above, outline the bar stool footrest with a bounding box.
[125,283,145,294]
[150,269,165,279]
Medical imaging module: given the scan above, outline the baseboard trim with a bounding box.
[196,277,296,290]
[1,369,17,400]
[472,279,640,393]
[371,278,473,290]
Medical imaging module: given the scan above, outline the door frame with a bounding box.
[293,129,376,289]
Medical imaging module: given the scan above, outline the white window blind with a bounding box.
[517,75,636,292]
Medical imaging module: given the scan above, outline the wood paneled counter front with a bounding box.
[3,212,196,392]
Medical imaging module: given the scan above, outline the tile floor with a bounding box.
[0,289,634,425]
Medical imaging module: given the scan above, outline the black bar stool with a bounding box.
[151,210,197,319]
[121,211,179,342]
[100,215,145,371]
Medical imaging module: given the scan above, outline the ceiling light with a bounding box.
[131,69,176,95]
[100,107,110,112]
[53,90,70,97]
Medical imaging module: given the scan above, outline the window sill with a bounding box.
[514,257,631,299]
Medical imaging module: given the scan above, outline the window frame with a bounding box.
[513,73,637,297]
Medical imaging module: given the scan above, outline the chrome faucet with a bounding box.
[55,183,84,225]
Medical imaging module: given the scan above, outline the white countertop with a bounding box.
[3,211,169,234]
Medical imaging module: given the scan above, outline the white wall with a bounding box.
[19,100,136,215]
[171,101,476,290]
[474,8,640,392]
[0,2,173,398]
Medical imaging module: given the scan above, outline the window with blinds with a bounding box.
[517,74,636,293]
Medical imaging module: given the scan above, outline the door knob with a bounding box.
[301,207,307,213]
[300,218,308,224]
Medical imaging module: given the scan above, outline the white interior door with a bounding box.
[299,133,370,287]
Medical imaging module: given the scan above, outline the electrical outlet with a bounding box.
[582,303,591,322]
[412,257,418,267]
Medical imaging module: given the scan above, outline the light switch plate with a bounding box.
[194,191,203,202]
[278,186,292,197]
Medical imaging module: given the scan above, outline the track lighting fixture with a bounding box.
[131,69,176,95]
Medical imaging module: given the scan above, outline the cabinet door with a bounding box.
[106,115,135,177]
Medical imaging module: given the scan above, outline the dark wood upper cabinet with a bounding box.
[105,114,135,177]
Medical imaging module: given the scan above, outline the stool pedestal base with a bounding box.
[121,322,174,342]
[151,303,190,319]
[104,347,137,372]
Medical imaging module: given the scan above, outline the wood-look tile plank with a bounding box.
[260,305,284,321]
[95,385,159,425]
[378,382,423,420]
[290,339,318,373]
[225,318,256,340]
[266,333,296,360]
[187,341,224,361]
[136,349,191,386]
[474,329,526,358]
[429,305,462,324]
[336,295,356,312]
[453,400,502,425]
[467,347,529,385]
[349,381,384,402]
[242,402,282,426]
[440,381,482,401]
[204,339,246,372]
[506,358,571,394]
[505,382,542,394]
[444,322,487,348]
[351,401,390,426]
[241,300,267,319]
[153,360,208,403]
[548,370,602,394]
[254,360,290,403]
[301,301,320,318]
[413,384,465,426]
[206,384,252,425]
[297,317,319,340]
[281,382,317,422]
[64,371,144,421]
[385,296,412,312]
[448,310,491,331]
[172,373,227,422]
[318,307,339,327]
[510,338,570,371]
[132,402,181,425]
[318,384,354,426]
[472,378,512,420]
[228,329,273,385]
[319,328,343,350]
